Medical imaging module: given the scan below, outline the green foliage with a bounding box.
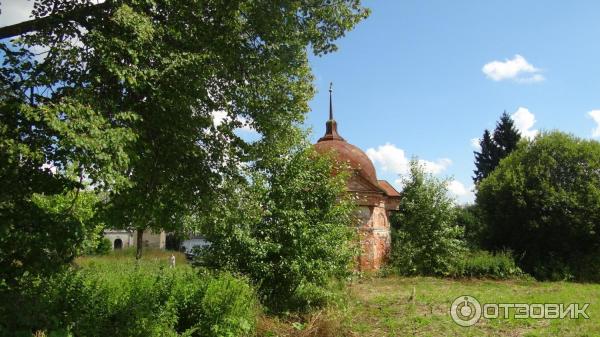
[477,131,600,281]
[454,204,485,249]
[449,250,524,279]
[2,0,369,266]
[81,232,111,256]
[492,112,521,158]
[195,140,357,312]
[390,160,466,276]
[0,260,258,337]
[0,187,105,284]
[473,129,496,184]
[473,112,521,183]
[93,238,112,255]
[1,45,135,282]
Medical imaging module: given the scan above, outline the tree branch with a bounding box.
[0,2,110,40]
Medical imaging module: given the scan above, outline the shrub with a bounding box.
[389,160,467,276]
[477,132,600,281]
[80,223,110,257]
[195,145,356,313]
[172,270,257,336]
[0,261,258,337]
[449,250,524,279]
[96,238,112,255]
[454,205,486,249]
[0,190,101,286]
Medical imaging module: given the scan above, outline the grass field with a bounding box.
[75,248,188,268]
[259,276,600,337]
[75,253,600,337]
[343,276,600,337]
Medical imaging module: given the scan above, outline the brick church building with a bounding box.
[314,85,401,270]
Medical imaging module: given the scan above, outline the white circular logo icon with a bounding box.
[451,295,482,327]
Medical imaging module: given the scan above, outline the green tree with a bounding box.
[493,112,521,159]
[1,0,369,261]
[0,95,134,284]
[473,112,521,183]
[454,204,485,249]
[473,129,495,183]
[194,135,357,312]
[390,160,466,276]
[477,132,600,281]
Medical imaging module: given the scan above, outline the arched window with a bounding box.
[114,238,123,250]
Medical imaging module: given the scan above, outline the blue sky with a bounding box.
[3,1,600,203]
[306,0,600,203]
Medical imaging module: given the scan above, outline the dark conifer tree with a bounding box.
[473,129,496,183]
[493,112,521,159]
[473,112,522,184]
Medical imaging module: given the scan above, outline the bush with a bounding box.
[389,160,467,276]
[449,250,524,279]
[0,261,258,337]
[95,238,112,255]
[1,191,101,286]
[454,205,485,249]
[81,236,114,256]
[195,145,356,313]
[477,132,600,281]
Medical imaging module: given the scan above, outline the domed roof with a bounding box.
[313,84,379,186]
[314,138,379,186]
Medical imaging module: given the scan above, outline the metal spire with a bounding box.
[329,82,333,120]
[317,81,345,142]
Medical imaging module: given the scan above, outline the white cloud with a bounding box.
[365,144,473,204]
[366,143,410,174]
[366,144,474,203]
[366,143,451,176]
[588,110,600,138]
[447,180,468,196]
[510,107,538,139]
[420,158,452,175]
[447,180,475,204]
[517,73,545,84]
[470,137,481,150]
[482,55,544,83]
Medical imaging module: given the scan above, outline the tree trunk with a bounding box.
[136,229,144,260]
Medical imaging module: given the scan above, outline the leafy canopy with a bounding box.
[477,131,600,281]
[194,133,357,312]
[0,0,369,276]
[390,160,466,276]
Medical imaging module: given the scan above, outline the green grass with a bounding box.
[75,247,188,267]
[73,254,600,337]
[341,276,600,337]
[20,250,258,337]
